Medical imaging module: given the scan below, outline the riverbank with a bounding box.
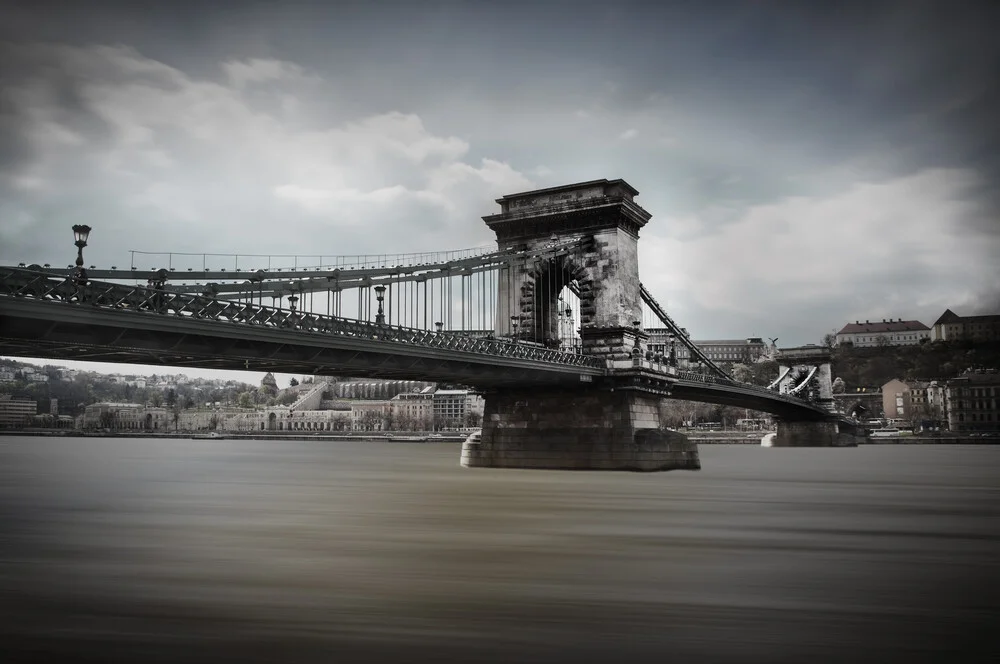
[0,430,467,442]
[5,429,999,444]
[688,432,1000,445]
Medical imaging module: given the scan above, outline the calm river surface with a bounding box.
[1,437,998,663]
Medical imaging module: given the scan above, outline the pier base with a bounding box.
[773,420,861,447]
[461,389,700,471]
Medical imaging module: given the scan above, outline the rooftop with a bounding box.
[948,368,1000,383]
[494,178,639,204]
[837,319,930,334]
[933,309,962,325]
[933,308,1000,325]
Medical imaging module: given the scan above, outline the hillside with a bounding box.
[0,358,256,415]
[830,340,1000,388]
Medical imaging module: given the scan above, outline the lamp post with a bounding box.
[150,268,167,290]
[251,269,265,307]
[632,320,642,358]
[510,315,519,341]
[288,295,298,313]
[669,335,677,367]
[374,285,386,324]
[71,225,91,296]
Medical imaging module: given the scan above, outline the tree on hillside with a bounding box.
[739,360,779,386]
[237,392,254,409]
[822,332,837,349]
[731,363,754,384]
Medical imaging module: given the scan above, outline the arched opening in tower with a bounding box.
[523,257,583,350]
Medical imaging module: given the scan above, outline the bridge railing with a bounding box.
[0,267,606,370]
[673,369,819,407]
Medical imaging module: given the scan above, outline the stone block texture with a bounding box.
[484,179,651,360]
[773,420,861,447]
[461,388,700,471]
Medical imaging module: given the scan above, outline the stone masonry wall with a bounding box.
[497,225,645,359]
[462,388,700,471]
[774,420,861,447]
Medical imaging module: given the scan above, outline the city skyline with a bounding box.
[2,1,998,384]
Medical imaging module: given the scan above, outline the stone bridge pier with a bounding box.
[461,179,699,471]
[771,346,861,447]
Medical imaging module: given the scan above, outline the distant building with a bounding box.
[351,400,392,431]
[390,386,435,430]
[944,371,1000,432]
[836,319,930,347]
[0,395,37,429]
[81,402,172,430]
[881,379,946,422]
[284,408,353,432]
[931,309,1000,342]
[432,389,485,429]
[331,379,434,400]
[645,330,769,365]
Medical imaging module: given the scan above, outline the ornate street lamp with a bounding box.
[151,268,168,290]
[71,225,91,290]
[374,285,386,324]
[288,295,298,313]
[72,225,91,263]
[668,335,677,367]
[510,315,520,340]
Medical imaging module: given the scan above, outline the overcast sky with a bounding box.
[2,0,998,385]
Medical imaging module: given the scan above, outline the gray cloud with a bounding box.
[1,0,998,364]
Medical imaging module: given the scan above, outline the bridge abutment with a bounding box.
[462,389,700,471]
[773,420,862,447]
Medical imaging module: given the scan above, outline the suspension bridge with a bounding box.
[0,179,863,470]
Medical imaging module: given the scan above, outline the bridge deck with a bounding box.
[0,267,844,421]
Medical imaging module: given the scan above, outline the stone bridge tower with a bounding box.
[485,179,650,359]
[774,346,835,412]
[772,346,860,447]
[463,179,700,472]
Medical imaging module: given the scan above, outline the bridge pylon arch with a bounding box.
[770,346,862,447]
[486,178,650,360]
[774,346,835,413]
[463,179,700,471]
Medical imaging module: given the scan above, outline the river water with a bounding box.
[1,437,997,663]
